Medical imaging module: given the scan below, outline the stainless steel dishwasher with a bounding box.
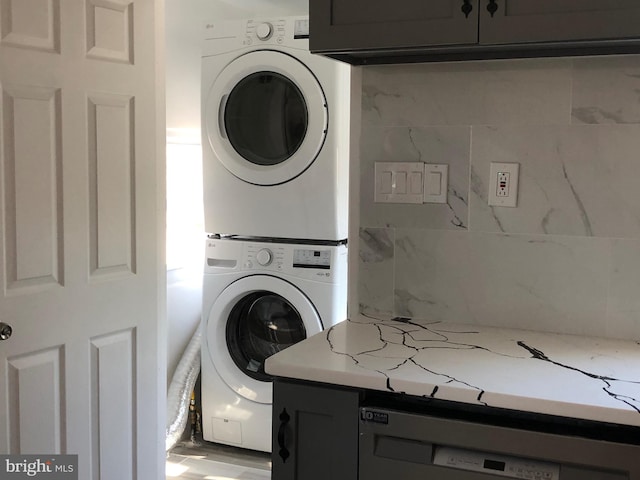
[359,406,640,479]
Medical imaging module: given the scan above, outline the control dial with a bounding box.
[256,248,273,266]
[256,22,273,40]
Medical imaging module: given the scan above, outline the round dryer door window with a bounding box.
[224,72,308,167]
[206,275,323,404]
[204,50,328,186]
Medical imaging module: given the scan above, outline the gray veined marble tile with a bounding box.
[608,239,640,341]
[393,229,473,322]
[470,124,640,238]
[359,228,395,316]
[572,55,640,125]
[394,229,610,337]
[360,126,470,230]
[361,58,572,127]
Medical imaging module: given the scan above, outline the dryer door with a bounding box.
[204,50,328,186]
[206,274,322,404]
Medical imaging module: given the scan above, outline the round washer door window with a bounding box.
[206,275,322,404]
[204,50,328,186]
[226,291,307,382]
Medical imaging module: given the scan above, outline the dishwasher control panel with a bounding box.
[433,446,560,480]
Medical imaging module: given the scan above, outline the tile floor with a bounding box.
[166,440,271,480]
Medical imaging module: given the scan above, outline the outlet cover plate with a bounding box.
[488,162,519,207]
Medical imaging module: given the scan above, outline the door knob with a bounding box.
[0,322,12,340]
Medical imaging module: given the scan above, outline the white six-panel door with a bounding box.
[0,1,165,479]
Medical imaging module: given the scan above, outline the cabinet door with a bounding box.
[272,380,360,480]
[310,0,479,54]
[479,0,640,45]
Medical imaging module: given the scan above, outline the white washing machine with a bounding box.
[201,17,351,241]
[201,236,348,452]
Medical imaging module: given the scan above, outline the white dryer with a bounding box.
[201,17,351,241]
[201,236,348,452]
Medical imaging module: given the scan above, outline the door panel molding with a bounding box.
[85,0,134,64]
[1,84,64,293]
[8,346,66,454]
[0,0,61,53]
[87,93,136,280]
[90,328,136,480]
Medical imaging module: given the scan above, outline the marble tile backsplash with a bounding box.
[358,55,640,340]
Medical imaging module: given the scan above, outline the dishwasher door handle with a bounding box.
[374,435,433,465]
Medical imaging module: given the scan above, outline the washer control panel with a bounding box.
[433,447,560,480]
[204,238,347,284]
[293,248,331,270]
[255,248,273,266]
[244,244,286,271]
[240,242,343,282]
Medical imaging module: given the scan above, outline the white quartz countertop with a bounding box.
[265,314,640,427]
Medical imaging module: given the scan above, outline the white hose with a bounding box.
[166,327,201,451]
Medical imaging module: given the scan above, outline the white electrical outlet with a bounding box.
[496,172,510,197]
[488,162,519,207]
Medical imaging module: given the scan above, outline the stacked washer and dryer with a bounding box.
[199,17,351,452]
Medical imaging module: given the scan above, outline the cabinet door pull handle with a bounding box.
[487,0,498,17]
[461,0,473,18]
[277,409,291,463]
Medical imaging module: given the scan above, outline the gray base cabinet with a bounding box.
[272,378,640,480]
[271,379,360,480]
[310,0,640,63]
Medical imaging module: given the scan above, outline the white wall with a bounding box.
[165,0,308,381]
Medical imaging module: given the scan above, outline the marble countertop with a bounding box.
[265,314,640,427]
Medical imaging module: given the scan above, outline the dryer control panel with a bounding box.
[203,17,311,55]
[245,19,286,44]
[243,18,309,44]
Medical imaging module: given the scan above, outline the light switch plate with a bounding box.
[488,162,519,207]
[374,162,424,204]
[423,164,448,204]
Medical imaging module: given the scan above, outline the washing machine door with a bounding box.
[204,50,328,186]
[206,275,322,404]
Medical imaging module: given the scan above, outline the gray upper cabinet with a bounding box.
[309,0,479,53]
[310,0,640,64]
[480,0,640,44]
